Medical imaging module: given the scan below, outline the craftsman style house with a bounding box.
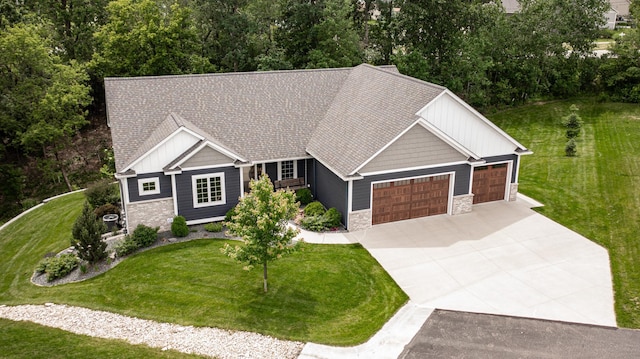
[105,64,530,232]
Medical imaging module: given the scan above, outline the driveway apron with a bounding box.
[351,198,616,327]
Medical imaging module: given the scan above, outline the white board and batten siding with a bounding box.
[131,130,200,173]
[419,92,517,158]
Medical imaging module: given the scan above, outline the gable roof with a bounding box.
[105,64,528,179]
[306,65,446,177]
[105,68,351,172]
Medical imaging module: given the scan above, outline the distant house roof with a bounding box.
[502,0,521,14]
[105,64,527,179]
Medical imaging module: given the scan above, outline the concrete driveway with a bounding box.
[350,197,616,327]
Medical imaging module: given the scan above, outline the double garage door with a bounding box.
[371,164,509,225]
[372,175,450,225]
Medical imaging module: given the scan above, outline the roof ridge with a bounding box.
[103,66,356,82]
[358,63,448,92]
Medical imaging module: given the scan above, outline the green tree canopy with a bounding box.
[93,0,212,77]
[0,22,91,190]
[223,174,300,293]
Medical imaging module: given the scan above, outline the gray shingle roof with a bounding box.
[307,65,444,177]
[105,64,446,177]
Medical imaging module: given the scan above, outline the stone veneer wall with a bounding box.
[126,198,174,232]
[348,209,372,231]
[452,194,474,215]
[509,183,518,201]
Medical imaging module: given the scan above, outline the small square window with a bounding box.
[138,177,160,196]
[279,160,296,180]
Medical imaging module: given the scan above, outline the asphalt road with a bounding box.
[399,310,640,359]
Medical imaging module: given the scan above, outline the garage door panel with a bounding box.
[472,164,508,204]
[372,175,450,225]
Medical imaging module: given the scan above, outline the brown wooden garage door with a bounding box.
[472,164,508,204]
[372,175,450,225]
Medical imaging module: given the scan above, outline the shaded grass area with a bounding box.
[0,192,407,345]
[488,99,640,327]
[0,318,204,359]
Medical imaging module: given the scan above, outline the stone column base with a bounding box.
[509,183,519,202]
[348,209,372,231]
[126,198,174,232]
[452,194,474,215]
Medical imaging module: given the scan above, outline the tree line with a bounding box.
[0,0,639,218]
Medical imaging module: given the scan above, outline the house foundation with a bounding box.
[509,183,519,201]
[126,198,174,233]
[348,209,372,231]
[452,194,474,215]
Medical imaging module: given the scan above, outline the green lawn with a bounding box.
[488,99,640,328]
[0,318,203,359]
[0,192,407,346]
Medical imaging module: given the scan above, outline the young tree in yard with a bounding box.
[72,201,108,264]
[563,105,583,140]
[223,174,300,293]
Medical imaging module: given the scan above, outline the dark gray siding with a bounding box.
[306,159,316,194]
[483,154,518,183]
[352,164,471,211]
[175,167,241,221]
[127,172,172,202]
[315,161,347,221]
[296,159,305,181]
[266,162,277,181]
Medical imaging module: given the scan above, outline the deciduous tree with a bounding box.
[93,0,211,77]
[222,174,300,293]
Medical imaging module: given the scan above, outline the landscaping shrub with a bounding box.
[565,138,577,157]
[114,236,139,257]
[300,207,343,232]
[85,180,120,208]
[94,203,120,218]
[35,254,79,281]
[304,201,325,216]
[171,216,189,237]
[132,224,159,247]
[71,202,108,264]
[204,222,223,232]
[323,207,342,228]
[300,215,327,232]
[225,207,236,222]
[295,188,313,205]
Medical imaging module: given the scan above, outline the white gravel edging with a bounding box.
[0,303,303,359]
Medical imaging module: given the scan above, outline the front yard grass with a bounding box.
[488,99,640,328]
[0,192,407,346]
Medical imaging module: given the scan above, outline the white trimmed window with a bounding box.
[192,173,226,208]
[277,160,297,180]
[138,177,160,196]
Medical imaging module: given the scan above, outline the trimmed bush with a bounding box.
[323,208,342,228]
[171,216,189,237]
[35,254,79,281]
[72,202,108,264]
[85,180,120,208]
[204,222,223,232]
[225,207,236,222]
[94,203,120,218]
[295,188,313,205]
[300,215,326,231]
[114,236,139,257]
[304,201,325,216]
[132,224,159,247]
[565,138,577,157]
